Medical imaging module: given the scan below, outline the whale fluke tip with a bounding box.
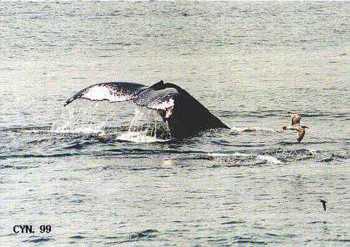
[64,99,71,107]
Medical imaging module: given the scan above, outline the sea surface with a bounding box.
[1,1,350,246]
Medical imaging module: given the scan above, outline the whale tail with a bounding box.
[64,81,228,139]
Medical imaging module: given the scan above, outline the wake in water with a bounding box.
[204,152,282,166]
[230,126,280,135]
[51,101,287,144]
[50,99,312,146]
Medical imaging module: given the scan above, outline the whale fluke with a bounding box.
[64,82,146,106]
[64,80,229,139]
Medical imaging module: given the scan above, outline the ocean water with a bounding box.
[1,1,350,246]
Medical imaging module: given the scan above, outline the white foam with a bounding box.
[50,126,103,134]
[208,152,251,157]
[257,155,282,164]
[117,131,169,143]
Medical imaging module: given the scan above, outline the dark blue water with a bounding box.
[1,1,349,245]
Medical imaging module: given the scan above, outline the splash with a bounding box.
[117,131,170,143]
[53,103,171,142]
[117,107,171,143]
[51,103,110,134]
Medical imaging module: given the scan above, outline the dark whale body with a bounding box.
[64,80,229,139]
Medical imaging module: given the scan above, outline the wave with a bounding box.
[204,152,282,166]
[116,229,159,244]
[0,153,84,160]
[22,236,54,243]
[257,155,282,164]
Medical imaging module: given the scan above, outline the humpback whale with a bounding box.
[64,80,229,139]
[282,113,309,142]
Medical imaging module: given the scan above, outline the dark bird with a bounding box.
[282,113,309,142]
[64,80,229,139]
[320,199,327,211]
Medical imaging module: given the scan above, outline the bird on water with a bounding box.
[320,199,327,211]
[282,112,309,142]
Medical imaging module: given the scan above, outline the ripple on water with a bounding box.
[0,164,39,170]
[22,236,54,243]
[233,236,267,245]
[222,220,246,225]
[116,229,159,244]
[69,235,86,240]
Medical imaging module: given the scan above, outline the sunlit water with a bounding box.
[1,1,350,245]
